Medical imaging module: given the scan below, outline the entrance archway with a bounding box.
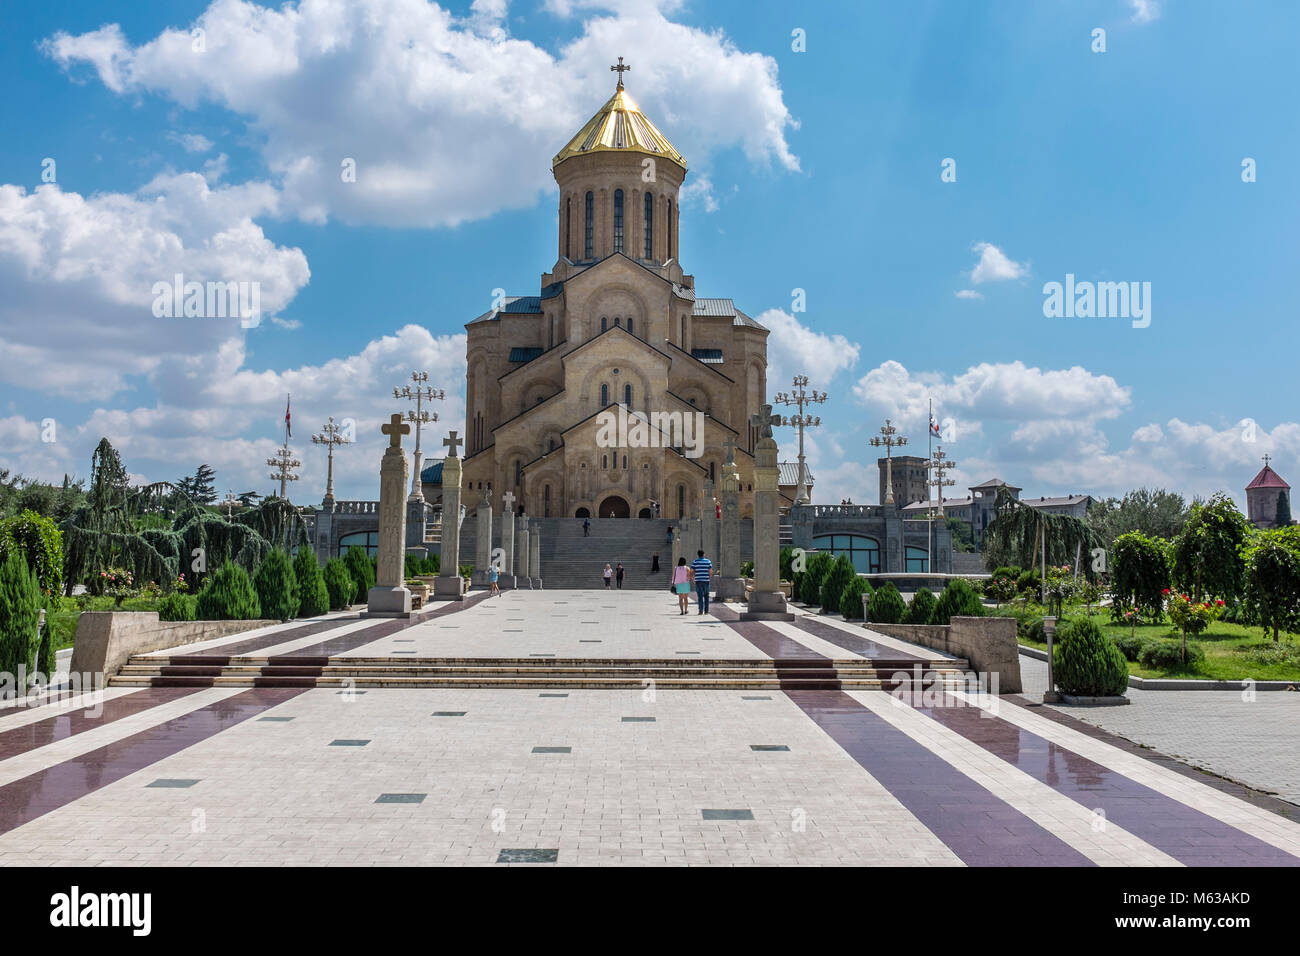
[637,507,652,519]
[597,495,630,518]
[575,507,591,518]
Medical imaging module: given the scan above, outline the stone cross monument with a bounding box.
[529,520,542,588]
[742,405,793,621]
[714,437,745,601]
[433,430,466,600]
[499,490,517,589]
[518,513,532,588]
[367,414,413,617]
[472,484,493,588]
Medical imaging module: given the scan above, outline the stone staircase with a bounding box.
[111,653,974,690]
[535,518,676,590]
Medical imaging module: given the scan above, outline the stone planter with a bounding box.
[1059,693,1130,706]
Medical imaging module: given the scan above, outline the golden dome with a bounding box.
[552,83,686,171]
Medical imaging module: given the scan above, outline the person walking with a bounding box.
[672,557,693,615]
[666,525,673,545]
[650,553,660,574]
[583,517,591,537]
[691,549,713,615]
[603,563,613,589]
[489,564,500,596]
[615,563,625,589]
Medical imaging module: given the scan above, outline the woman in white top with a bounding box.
[603,563,613,589]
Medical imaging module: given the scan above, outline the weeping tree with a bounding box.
[982,487,1102,587]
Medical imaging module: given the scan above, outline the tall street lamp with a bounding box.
[870,419,907,506]
[773,375,827,505]
[395,371,445,503]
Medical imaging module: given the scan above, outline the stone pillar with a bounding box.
[714,454,745,601]
[529,521,542,588]
[742,406,794,621]
[499,495,517,590]
[518,515,532,589]
[367,414,413,616]
[433,446,466,600]
[471,488,493,588]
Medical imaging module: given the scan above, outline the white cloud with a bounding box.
[43,0,798,228]
[757,309,861,394]
[954,289,982,300]
[968,241,1028,284]
[1128,0,1161,24]
[0,179,308,399]
[166,131,214,153]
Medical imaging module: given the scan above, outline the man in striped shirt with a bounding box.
[691,550,713,615]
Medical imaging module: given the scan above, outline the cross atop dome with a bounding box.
[610,56,631,90]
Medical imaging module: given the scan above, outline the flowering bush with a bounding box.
[1165,589,1223,663]
[100,567,139,607]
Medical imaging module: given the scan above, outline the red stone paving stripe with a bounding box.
[904,694,1300,866]
[168,614,360,660]
[785,689,1095,867]
[0,687,305,837]
[712,610,1092,865]
[0,687,204,761]
[1005,693,1300,822]
[787,614,925,661]
[709,605,829,660]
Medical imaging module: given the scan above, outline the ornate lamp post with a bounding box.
[927,446,957,572]
[394,371,445,503]
[266,445,301,500]
[221,488,239,519]
[870,419,908,505]
[312,416,352,512]
[773,375,827,505]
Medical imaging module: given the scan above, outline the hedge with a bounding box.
[867,582,906,624]
[840,577,872,620]
[324,559,354,611]
[1053,618,1128,696]
[904,587,937,625]
[293,548,330,618]
[196,561,261,621]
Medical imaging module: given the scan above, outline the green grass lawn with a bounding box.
[48,595,168,652]
[1016,609,1300,682]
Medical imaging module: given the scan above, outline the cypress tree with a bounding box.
[253,549,299,621]
[293,548,329,617]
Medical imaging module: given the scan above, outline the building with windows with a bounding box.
[1246,460,1293,529]
[900,478,1091,548]
[457,73,772,519]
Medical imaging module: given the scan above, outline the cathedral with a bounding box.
[453,66,778,520]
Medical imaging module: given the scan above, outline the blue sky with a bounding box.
[0,0,1295,506]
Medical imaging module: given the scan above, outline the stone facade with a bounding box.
[791,503,953,575]
[457,81,771,522]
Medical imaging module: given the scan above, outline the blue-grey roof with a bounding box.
[509,346,544,363]
[691,348,724,364]
[693,297,766,329]
[420,460,443,484]
[469,296,542,324]
[777,462,814,485]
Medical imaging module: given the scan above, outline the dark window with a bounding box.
[680,315,686,346]
[613,189,624,253]
[338,531,380,558]
[624,384,632,406]
[544,485,551,517]
[584,191,593,259]
[565,198,571,259]
[600,383,609,406]
[603,455,608,469]
[677,484,685,518]
[667,200,673,258]
[812,534,881,574]
[627,316,634,335]
[514,460,521,486]
[644,192,653,259]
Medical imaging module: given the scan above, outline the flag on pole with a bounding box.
[929,414,941,438]
[284,394,292,439]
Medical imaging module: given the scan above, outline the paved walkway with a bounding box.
[0,592,1295,866]
[1020,654,1300,806]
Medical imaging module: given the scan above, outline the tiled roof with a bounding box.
[901,496,973,512]
[469,296,542,324]
[692,298,766,330]
[420,460,443,484]
[691,348,724,364]
[969,478,1019,490]
[508,347,544,363]
[778,462,814,485]
[1024,495,1092,509]
[1247,464,1291,490]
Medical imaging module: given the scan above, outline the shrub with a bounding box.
[158,592,197,622]
[933,579,985,625]
[991,566,1023,583]
[36,601,55,677]
[324,559,354,611]
[798,552,833,605]
[1053,617,1128,696]
[253,549,299,621]
[0,509,64,597]
[344,547,375,604]
[840,577,872,620]
[404,552,423,579]
[0,553,41,682]
[867,582,906,624]
[293,548,330,618]
[904,587,937,625]
[740,560,755,578]
[196,561,262,621]
[1111,531,1170,624]
[819,555,856,613]
[1139,639,1205,671]
[1113,632,1153,662]
[779,547,795,581]
[1016,569,1041,594]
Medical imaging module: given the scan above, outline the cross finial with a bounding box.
[722,435,738,464]
[750,404,779,439]
[1263,454,1272,467]
[443,430,463,458]
[381,413,411,448]
[502,490,517,511]
[610,56,630,89]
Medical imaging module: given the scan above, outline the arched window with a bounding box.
[613,189,624,253]
[602,454,608,469]
[667,199,673,259]
[614,316,621,326]
[601,316,607,332]
[811,534,881,574]
[709,461,716,482]
[338,531,380,558]
[906,546,929,573]
[514,460,522,487]
[677,484,685,518]
[565,198,571,259]
[584,191,594,259]
[600,383,609,406]
[644,192,653,259]
[680,315,686,347]
[544,484,551,517]
[622,454,627,469]
[627,316,634,336]
[624,384,632,406]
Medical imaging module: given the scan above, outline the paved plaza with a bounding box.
[3,591,1297,866]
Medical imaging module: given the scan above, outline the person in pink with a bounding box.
[671,557,694,615]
